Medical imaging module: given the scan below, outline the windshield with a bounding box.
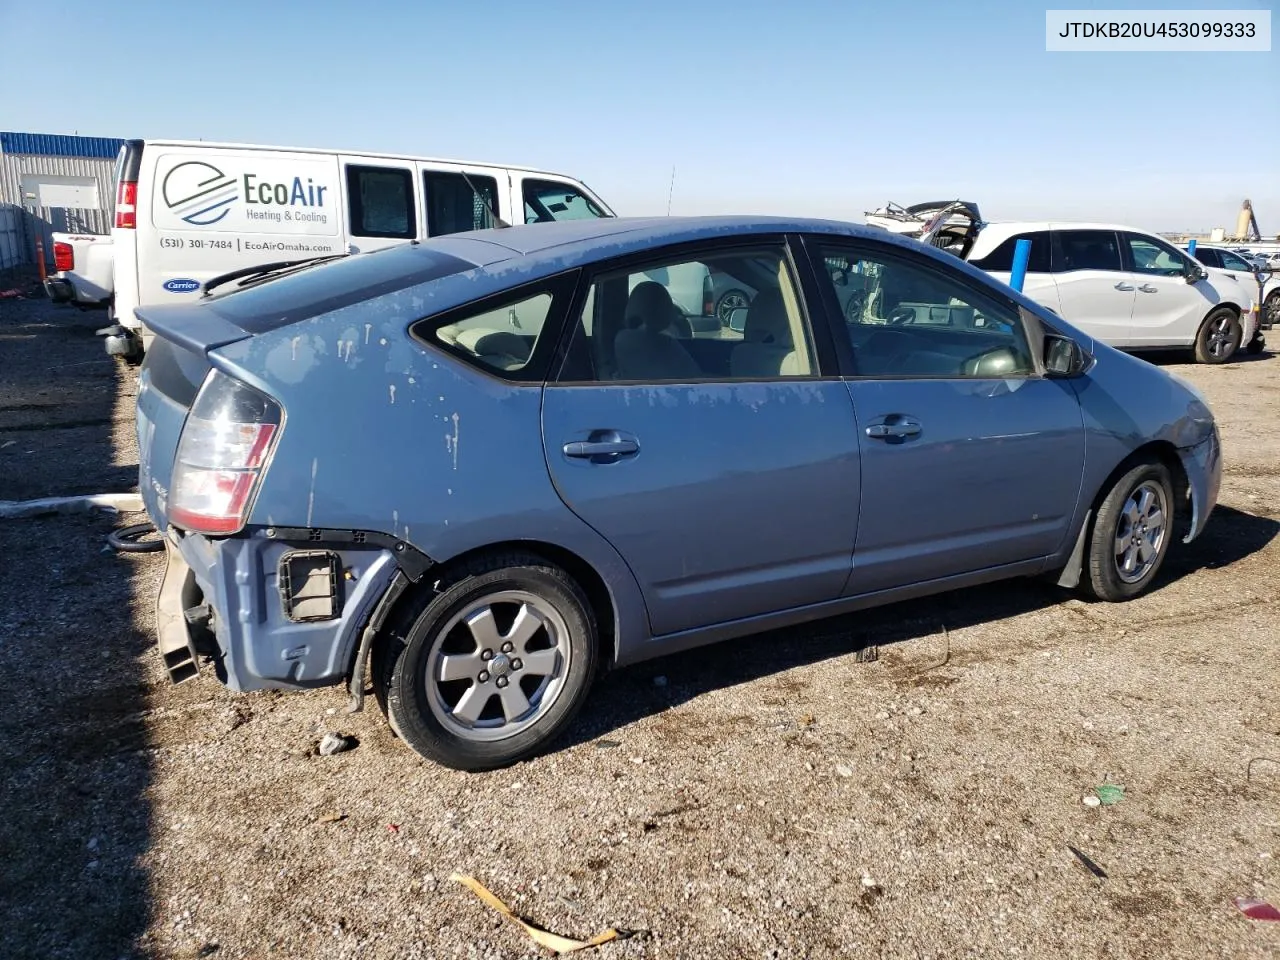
[523,179,610,224]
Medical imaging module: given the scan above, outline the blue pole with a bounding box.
[1188,238,1197,256]
[1009,238,1032,292]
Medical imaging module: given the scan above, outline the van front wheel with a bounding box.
[1193,307,1241,364]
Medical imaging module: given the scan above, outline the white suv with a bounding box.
[866,205,1259,363]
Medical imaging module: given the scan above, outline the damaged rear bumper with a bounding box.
[153,527,407,692]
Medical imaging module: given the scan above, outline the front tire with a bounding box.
[379,553,598,771]
[1193,307,1241,364]
[1084,461,1174,602]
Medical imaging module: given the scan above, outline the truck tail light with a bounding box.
[53,242,74,272]
[169,371,282,535]
[115,180,137,229]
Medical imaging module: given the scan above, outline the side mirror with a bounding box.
[1044,333,1089,377]
[727,307,748,334]
[1184,262,1208,284]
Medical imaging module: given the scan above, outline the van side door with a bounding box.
[419,163,509,237]
[337,156,419,254]
[1049,229,1135,346]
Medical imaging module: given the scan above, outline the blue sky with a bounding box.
[2,0,1275,232]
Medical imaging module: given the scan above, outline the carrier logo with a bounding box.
[163,278,201,293]
[162,161,238,226]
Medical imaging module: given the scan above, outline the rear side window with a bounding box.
[1054,230,1122,272]
[345,165,416,239]
[1194,248,1221,268]
[968,231,1051,272]
[523,179,609,223]
[424,171,500,237]
[412,271,579,382]
[1219,250,1254,271]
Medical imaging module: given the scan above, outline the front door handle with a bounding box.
[866,418,922,440]
[1138,284,1158,293]
[562,431,639,460]
[1114,282,1135,291]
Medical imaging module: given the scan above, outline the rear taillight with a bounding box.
[53,242,74,272]
[115,180,137,229]
[169,371,282,535]
[702,274,714,317]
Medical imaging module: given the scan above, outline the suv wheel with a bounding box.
[1193,307,1241,364]
[377,553,598,771]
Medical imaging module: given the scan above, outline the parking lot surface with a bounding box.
[2,297,1278,960]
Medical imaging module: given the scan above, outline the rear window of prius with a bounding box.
[204,245,476,333]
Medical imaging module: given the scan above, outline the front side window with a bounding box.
[1193,248,1221,268]
[1125,233,1190,277]
[424,171,500,237]
[557,246,817,383]
[523,179,608,223]
[814,242,1035,379]
[1055,230,1122,272]
[345,165,415,239]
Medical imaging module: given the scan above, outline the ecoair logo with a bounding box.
[162,161,239,226]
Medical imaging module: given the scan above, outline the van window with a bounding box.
[968,231,1051,272]
[424,171,500,237]
[345,165,416,239]
[1054,230,1122,272]
[523,179,608,223]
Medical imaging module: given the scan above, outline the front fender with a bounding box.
[1176,426,1222,544]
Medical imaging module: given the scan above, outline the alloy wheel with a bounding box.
[1113,481,1168,584]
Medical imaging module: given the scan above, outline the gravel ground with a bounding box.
[2,295,1278,960]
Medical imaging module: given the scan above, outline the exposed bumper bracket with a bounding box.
[156,543,200,683]
[346,571,410,714]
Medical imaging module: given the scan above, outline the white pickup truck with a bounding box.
[43,232,114,310]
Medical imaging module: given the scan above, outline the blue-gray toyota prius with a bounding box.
[134,216,1221,770]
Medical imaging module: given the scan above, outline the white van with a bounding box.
[103,138,615,357]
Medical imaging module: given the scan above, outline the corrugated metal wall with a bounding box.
[0,204,23,271]
[0,153,119,266]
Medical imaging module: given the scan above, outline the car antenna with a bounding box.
[459,170,510,229]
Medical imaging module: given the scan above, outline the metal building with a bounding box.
[0,132,124,270]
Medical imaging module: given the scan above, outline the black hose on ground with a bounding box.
[108,521,164,554]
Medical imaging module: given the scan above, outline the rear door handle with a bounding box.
[866,418,922,440]
[1114,282,1135,291]
[562,431,639,460]
[1138,284,1158,293]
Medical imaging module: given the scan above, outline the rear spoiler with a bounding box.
[134,302,255,355]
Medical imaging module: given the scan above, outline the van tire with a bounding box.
[1193,307,1241,364]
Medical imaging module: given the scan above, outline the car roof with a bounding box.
[979,220,1157,234]
[430,215,904,260]
[140,138,586,178]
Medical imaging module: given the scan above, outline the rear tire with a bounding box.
[1263,290,1280,332]
[1193,307,1241,364]
[1083,461,1174,602]
[377,553,598,771]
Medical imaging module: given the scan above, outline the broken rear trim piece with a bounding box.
[256,526,434,582]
